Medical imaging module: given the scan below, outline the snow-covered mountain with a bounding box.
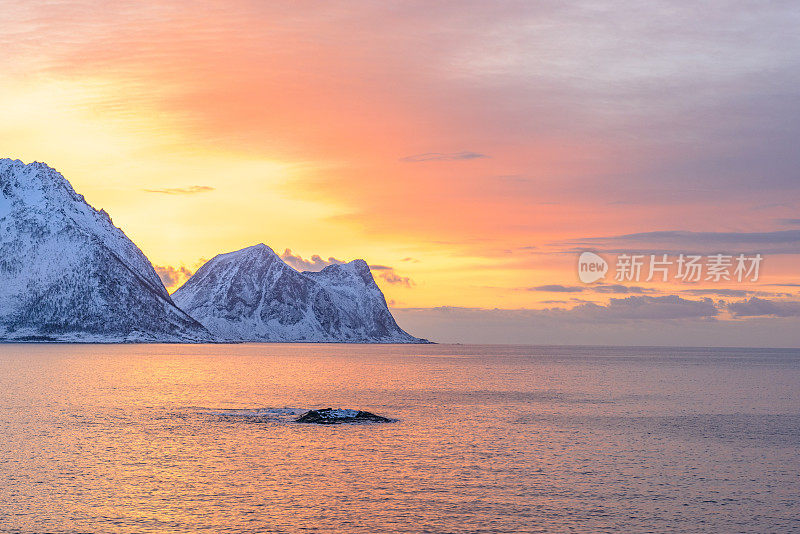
[172,244,426,343]
[0,158,426,344]
[0,159,211,342]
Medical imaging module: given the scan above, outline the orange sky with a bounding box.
[2,1,800,344]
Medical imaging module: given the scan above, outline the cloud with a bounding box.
[592,284,656,294]
[530,284,584,293]
[399,151,489,162]
[280,249,344,272]
[429,295,717,321]
[154,264,193,291]
[728,297,800,317]
[681,288,792,298]
[391,304,800,347]
[401,295,718,322]
[528,283,655,294]
[621,230,800,245]
[7,0,800,315]
[5,1,800,255]
[366,263,415,286]
[682,288,752,297]
[776,218,800,226]
[144,185,215,195]
[569,295,718,321]
[367,264,415,287]
[378,269,415,287]
[561,230,800,254]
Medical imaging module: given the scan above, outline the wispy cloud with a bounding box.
[369,264,415,287]
[681,288,792,298]
[559,230,800,254]
[400,151,488,163]
[592,284,656,294]
[528,283,656,294]
[378,269,415,287]
[144,185,215,195]
[529,284,584,293]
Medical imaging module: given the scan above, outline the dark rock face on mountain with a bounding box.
[294,408,393,424]
[172,244,426,343]
[0,159,211,342]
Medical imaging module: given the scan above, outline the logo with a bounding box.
[576,251,763,284]
[578,251,608,283]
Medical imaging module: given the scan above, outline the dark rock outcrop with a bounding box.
[294,408,393,424]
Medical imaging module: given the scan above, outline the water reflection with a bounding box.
[0,343,798,533]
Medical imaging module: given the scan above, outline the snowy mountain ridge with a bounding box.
[172,244,425,343]
[0,159,167,298]
[0,159,425,343]
[0,159,211,342]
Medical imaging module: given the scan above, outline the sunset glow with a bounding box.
[3,1,800,344]
[4,4,800,533]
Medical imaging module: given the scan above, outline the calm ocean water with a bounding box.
[0,344,798,533]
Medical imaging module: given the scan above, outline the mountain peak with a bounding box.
[316,258,376,288]
[251,242,278,257]
[1,159,80,205]
[1,159,424,344]
[208,243,283,269]
[0,158,210,342]
[173,245,424,343]
[348,258,370,272]
[229,242,276,257]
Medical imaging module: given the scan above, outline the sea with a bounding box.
[0,343,798,533]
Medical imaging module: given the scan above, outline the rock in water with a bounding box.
[295,408,393,424]
[0,159,211,342]
[172,244,427,343]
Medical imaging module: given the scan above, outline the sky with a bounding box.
[2,1,800,346]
